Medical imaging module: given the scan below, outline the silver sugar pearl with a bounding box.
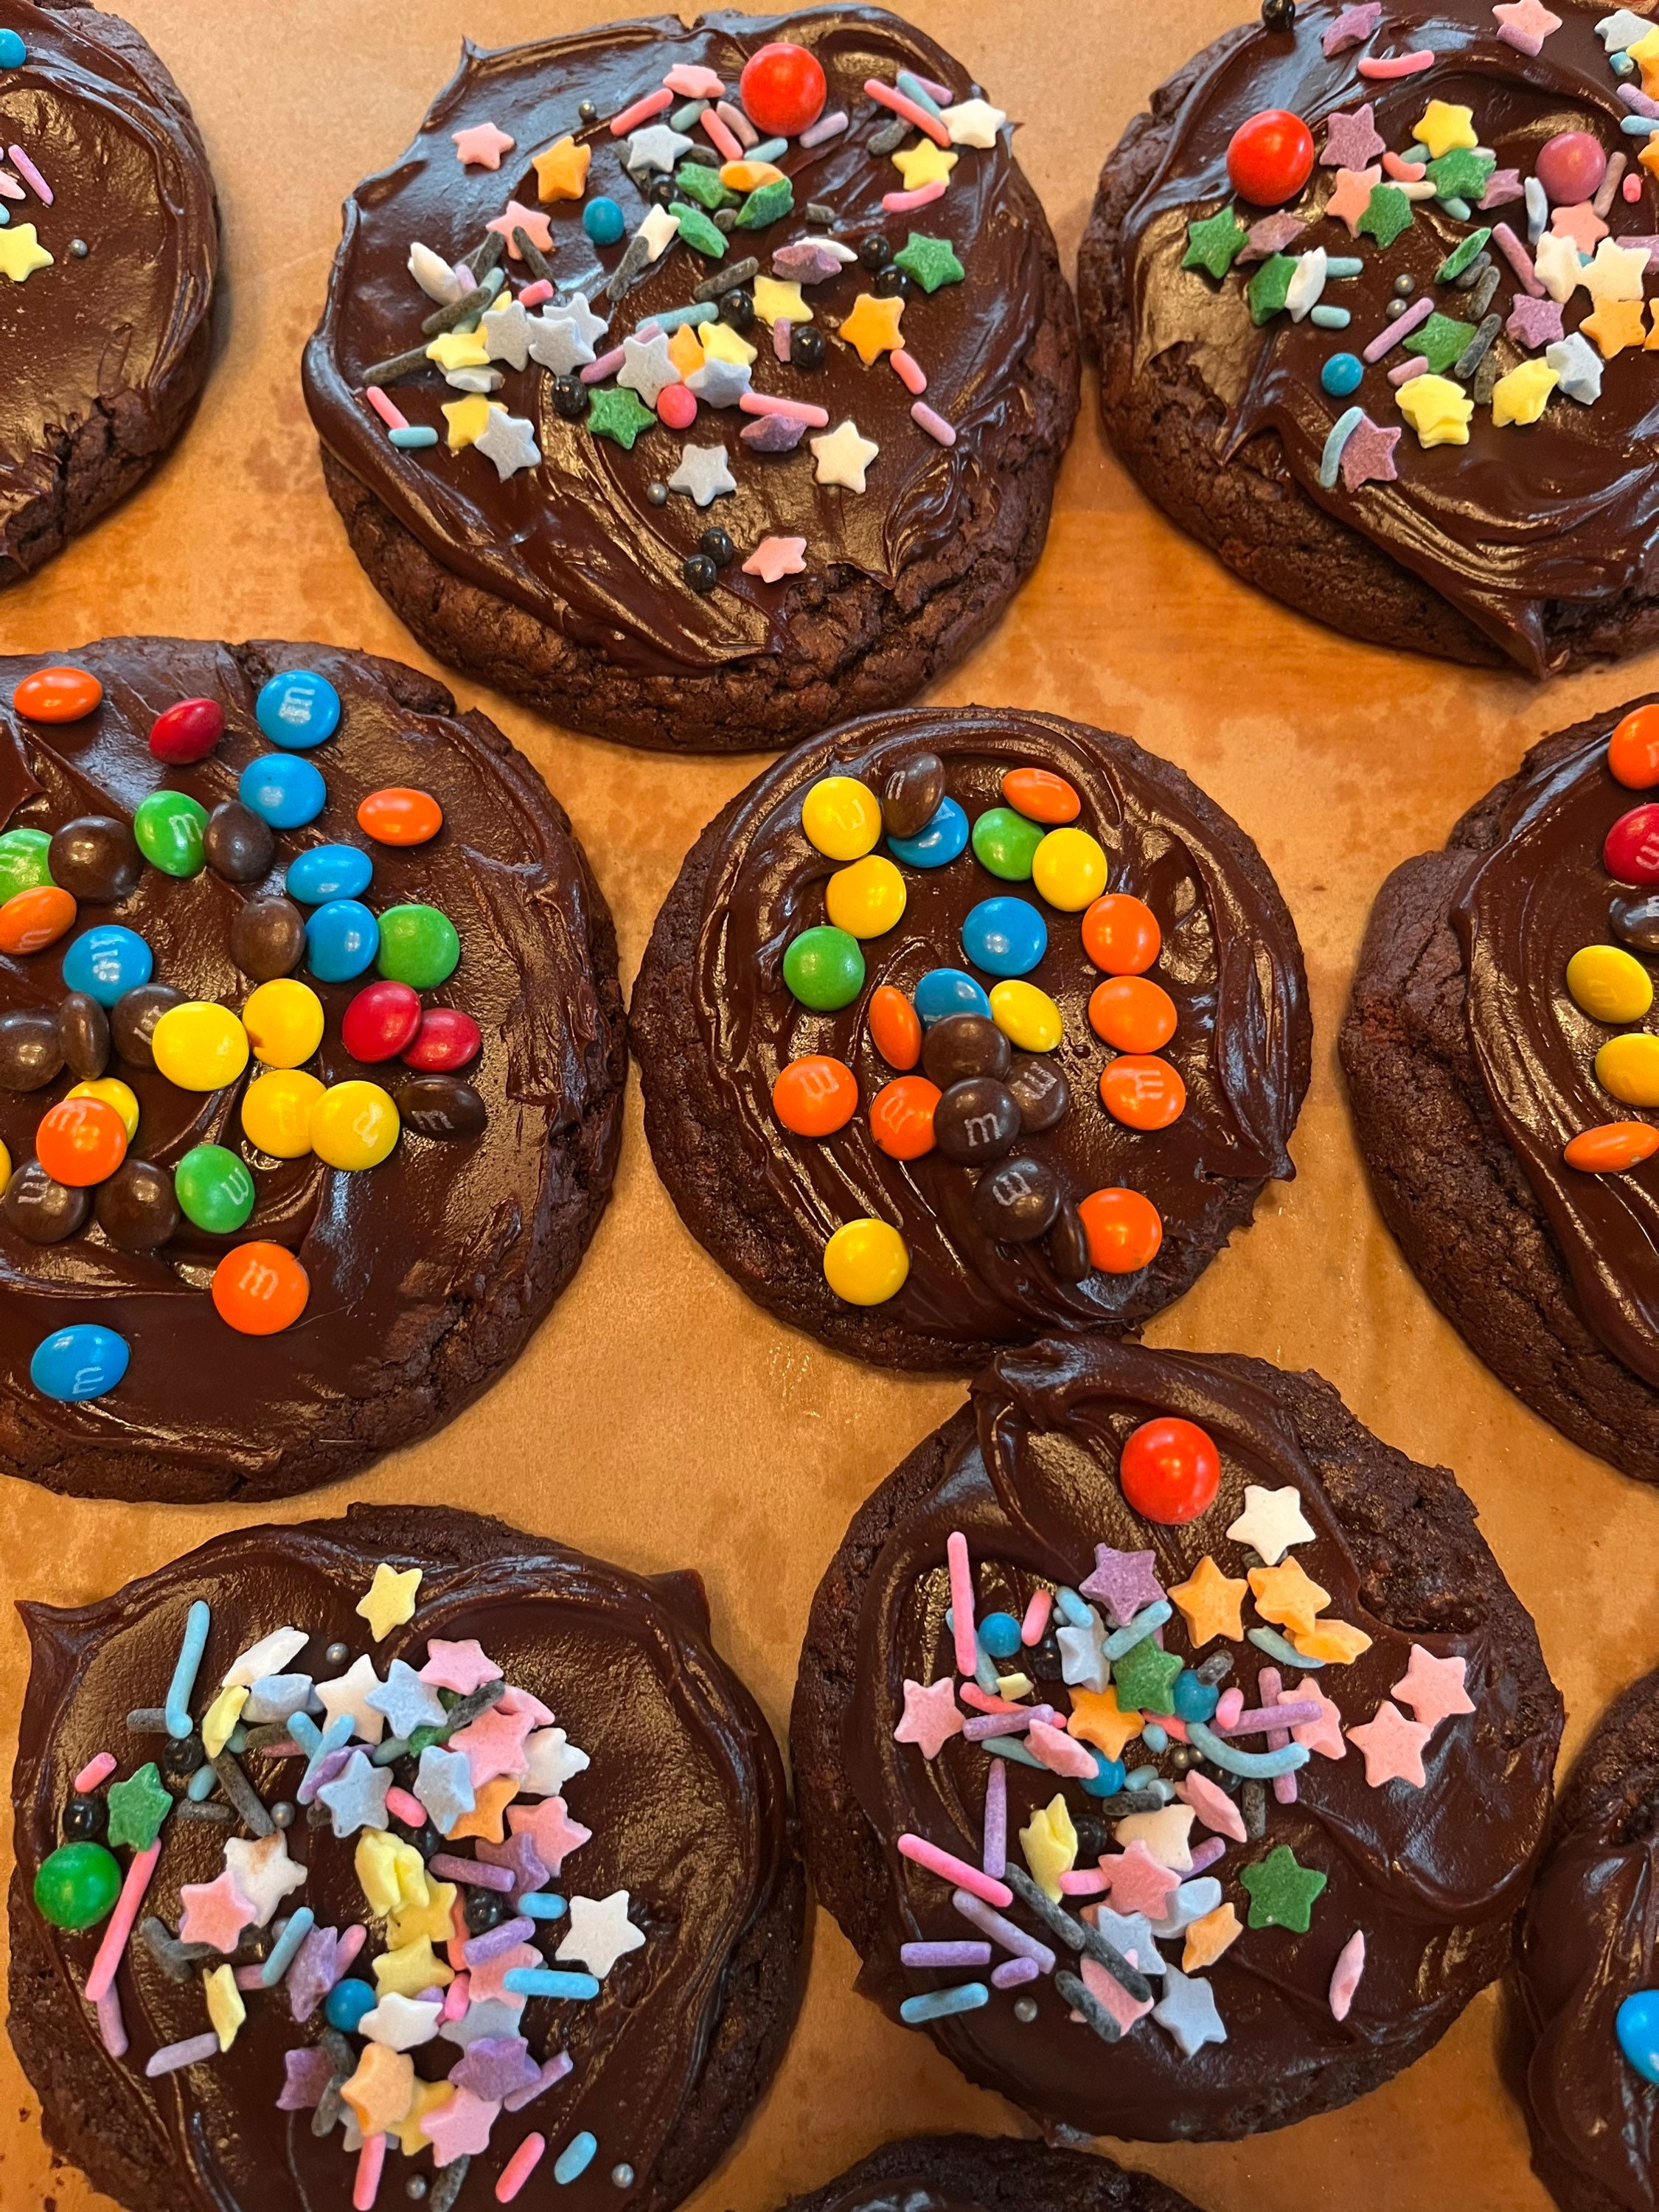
[270,1800,296,1828]
[580,100,597,121]
[406,2179,428,2201]
[69,238,88,257]
[324,1642,349,1667]
[1385,298,1406,320]
[1393,273,1414,297]
[611,2166,635,2188]
[1013,1995,1039,2023]
[646,481,668,506]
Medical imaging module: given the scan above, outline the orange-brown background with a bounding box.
[0,4,1644,2207]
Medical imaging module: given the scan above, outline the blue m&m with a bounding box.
[888,796,968,869]
[1618,1990,1659,2084]
[61,925,152,1006]
[241,754,326,830]
[961,897,1047,978]
[583,195,625,246]
[256,668,341,749]
[914,967,991,1026]
[0,31,26,68]
[31,1324,130,1401]
[285,844,373,905]
[305,899,380,983]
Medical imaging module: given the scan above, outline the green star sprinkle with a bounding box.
[1356,184,1413,250]
[1435,226,1492,284]
[1426,147,1495,204]
[737,177,794,229]
[674,161,736,212]
[1404,311,1478,373]
[1239,1843,1328,1933]
[892,232,965,293]
[1111,1638,1183,1717]
[1183,204,1249,281]
[587,386,658,451]
[1245,252,1297,326]
[105,1761,172,1852]
[671,201,728,258]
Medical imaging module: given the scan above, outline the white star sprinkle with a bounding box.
[474,408,542,479]
[1225,1484,1315,1566]
[557,1890,646,1978]
[941,97,1006,148]
[667,441,737,505]
[617,329,681,406]
[809,417,880,492]
[314,1653,386,1745]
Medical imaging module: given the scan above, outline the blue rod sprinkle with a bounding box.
[1310,304,1352,328]
[981,1736,1046,1770]
[501,1968,601,2000]
[554,2132,599,2185]
[1439,195,1472,220]
[1325,255,1364,277]
[165,1601,211,1739]
[1141,1723,1169,1753]
[895,70,945,119]
[900,1981,990,2025]
[260,1905,315,1987]
[186,1763,218,1802]
[670,98,707,131]
[1248,1624,1324,1669]
[1186,1719,1310,1780]
[1318,405,1364,490]
[1104,1599,1171,1661]
[519,1891,568,1920]
[647,300,717,333]
[288,1711,322,1756]
[1125,1763,1158,1790]
[748,135,789,164]
[1054,1587,1093,1629]
[224,1725,248,1755]
[371,1734,411,1768]
[389,425,439,449]
[1624,114,1659,134]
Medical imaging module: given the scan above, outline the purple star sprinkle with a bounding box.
[1237,212,1308,264]
[1339,414,1400,491]
[1323,1,1381,55]
[286,1922,342,2023]
[740,411,807,452]
[1506,293,1564,347]
[771,240,846,285]
[1322,105,1385,170]
[277,2045,336,2111]
[452,2034,543,2104]
[475,1830,549,1903]
[1479,168,1525,209]
[1078,1547,1166,1628]
[1618,234,1659,275]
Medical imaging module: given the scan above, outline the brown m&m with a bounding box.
[933,1076,1020,1165]
[879,751,945,841]
[230,897,305,981]
[94,1160,181,1251]
[47,816,142,904]
[922,1012,1009,1089]
[396,1076,488,1141]
[973,1154,1061,1241]
[204,801,276,885]
[58,994,111,1082]
[0,1009,65,1091]
[1,1161,91,1243]
[111,984,184,1070]
[1005,1055,1068,1133]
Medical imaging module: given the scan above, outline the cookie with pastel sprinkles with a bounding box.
[630,706,1310,1371]
[790,1335,1562,2142]
[0,4,218,582]
[302,10,1078,753]
[776,2134,1206,2212]
[7,1503,806,2212]
[1343,694,1659,1484]
[0,640,625,1503]
[1079,0,1659,676]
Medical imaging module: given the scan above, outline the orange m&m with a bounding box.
[356,787,444,846]
[1101,1054,1186,1132]
[1610,704,1659,791]
[0,884,75,954]
[773,1054,858,1137]
[1564,1121,1659,1172]
[1001,767,1079,826]
[212,1241,310,1335]
[12,666,102,723]
[1077,1186,1163,1274]
[869,983,921,1071]
[1082,893,1161,976]
[870,1075,940,1159]
[35,1095,127,1186]
[1089,975,1178,1054]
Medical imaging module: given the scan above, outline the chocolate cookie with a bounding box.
[8,1502,806,2212]
[791,1335,1562,2141]
[1342,695,1659,1484]
[1077,0,1659,677]
[0,4,218,582]
[302,10,1077,753]
[777,2134,1206,2212]
[1515,1668,1659,2212]
[0,639,625,1503]
[632,706,1310,1371]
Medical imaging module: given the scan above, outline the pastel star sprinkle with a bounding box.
[894,1676,964,1759]
[838,291,906,366]
[1601,10,1652,53]
[1356,183,1413,249]
[685,355,752,408]
[753,274,813,324]
[1093,1905,1164,1975]
[1533,231,1585,307]
[365,1658,447,1738]
[1239,1843,1327,1932]
[1153,1964,1228,2056]
[223,1831,307,1925]
[422,1638,504,1692]
[388,2078,454,2157]
[1322,104,1385,169]
[0,223,51,282]
[1347,1699,1435,1787]
[105,1761,171,1851]
[588,386,658,450]
[179,1867,257,1953]
[342,2044,416,2138]
[355,1829,428,1916]
[1584,235,1649,305]
[1183,204,1249,279]
[453,121,515,169]
[1338,413,1399,493]
[1111,1635,1183,1717]
[388,1876,457,1952]
[521,1727,589,1796]
[532,133,591,201]
[1491,356,1559,424]
[1493,0,1562,54]
[476,1831,549,1903]
[1395,372,1473,448]
[618,329,681,407]
[1404,311,1477,374]
[1242,212,1307,262]
[892,232,964,293]
[204,1961,246,2051]
[1286,1675,1347,1761]
[667,440,737,504]
[1551,200,1608,255]
[1114,1804,1195,1871]
[810,418,880,491]
[557,1889,646,1977]
[1295,1615,1372,1664]
[525,309,597,376]
[1020,1793,1078,1900]
[448,1697,536,1789]
[941,97,1006,147]
[1080,1547,1165,1627]
[358,1992,442,2051]
[1099,1839,1182,1919]
[1153,1875,1223,1936]
[623,123,693,175]
[1324,1,1382,53]
[449,1773,518,1844]
[426,325,491,376]
[1168,1555,1247,1646]
[315,1653,386,1745]
[637,204,680,260]
[485,201,552,257]
[1413,100,1477,159]
[1324,164,1382,236]
[1183,1901,1243,1973]
[414,1744,476,1836]
[1582,297,1648,359]
[1426,147,1495,204]
[1056,1610,1110,1694]
[374,1934,453,2000]
[316,1747,392,1837]
[1066,1684,1144,1761]
[1507,293,1565,348]
[1391,1644,1475,1730]
[890,139,957,192]
[1178,1769,1247,1840]
[452,2036,541,2104]
[1549,329,1605,401]
[422,2083,501,2168]
[278,2045,335,2110]
[508,1792,592,1874]
[742,534,808,582]
[356,1562,422,1642]
[1077,1949,1154,2034]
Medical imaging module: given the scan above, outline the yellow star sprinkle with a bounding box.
[389,2079,453,2157]
[372,1935,453,2000]
[838,290,906,366]
[700,318,757,366]
[201,1682,248,1761]
[355,1832,429,1917]
[1645,301,1659,349]
[1491,357,1559,424]
[426,327,490,373]
[1065,1684,1144,1761]
[667,322,705,378]
[357,1560,422,1641]
[448,1772,517,1843]
[0,223,52,283]
[532,133,591,201]
[1396,372,1472,448]
[203,1962,246,2051]
[1641,132,1659,186]
[1182,1902,1243,1974]
[1293,1616,1373,1664]
[389,1877,457,1951]
[1582,297,1649,359]
[1632,24,1659,95]
[342,2045,414,2138]
[1019,1792,1077,1902]
[441,395,498,450]
[1413,100,1477,159]
[753,274,812,325]
[891,139,958,191]
[1167,1555,1248,1647]
[1248,1558,1331,1640]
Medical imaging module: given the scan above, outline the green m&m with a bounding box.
[783,925,865,1011]
[175,1143,256,1233]
[376,903,460,990]
[133,790,209,878]
[972,807,1046,883]
[0,826,52,901]
[34,1840,121,1930]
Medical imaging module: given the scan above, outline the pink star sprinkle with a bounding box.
[420,1640,504,1695]
[448,1701,536,1790]
[1324,165,1382,236]
[1493,0,1562,53]
[742,535,808,583]
[1077,1947,1155,2032]
[1339,414,1400,491]
[1346,1700,1434,1788]
[495,1685,554,1729]
[452,122,516,169]
[1284,1675,1346,1760]
[178,1867,258,1953]
[1551,201,1608,254]
[1391,1644,1475,1731]
[1097,1840,1182,1919]
[486,201,554,257]
[507,1794,591,1875]
[1480,167,1525,209]
[466,1939,538,2007]
[422,2084,501,2167]
[894,1677,964,1759]
[1178,1769,1247,1842]
[1323,1,1382,55]
[663,63,725,97]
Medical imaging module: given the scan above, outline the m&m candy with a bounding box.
[30,1322,129,1400]
[1078,1186,1163,1274]
[1564,1121,1659,1173]
[583,195,625,246]
[1001,766,1079,825]
[783,925,865,1010]
[133,789,208,877]
[1596,1033,1659,1106]
[0,826,53,900]
[149,696,225,765]
[402,1006,482,1071]
[12,666,102,723]
[1225,108,1315,206]
[310,1079,400,1169]
[870,1076,939,1158]
[923,1015,1009,1089]
[0,1008,63,1089]
[0,884,75,953]
[825,855,906,938]
[357,786,443,846]
[96,1158,181,1251]
[342,981,422,1062]
[377,903,460,989]
[242,1069,325,1158]
[243,978,325,1068]
[869,983,921,1069]
[1617,1990,1659,2085]
[1032,827,1107,911]
[175,1144,257,1233]
[66,1077,139,1138]
[1566,945,1652,1025]
[34,1840,122,1930]
[1082,893,1160,975]
[110,983,181,1068]
[989,979,1062,1053]
[205,802,276,885]
[212,1240,310,1334]
[1089,975,1177,1054]
[1119,1416,1221,1524]
[35,1096,127,1186]
[888,796,969,869]
[305,899,380,984]
[152,1001,249,1091]
[61,925,153,1007]
[773,1054,858,1135]
[256,667,341,749]
[285,843,374,905]
[240,753,327,830]
[398,1076,487,1142]
[740,41,827,136]
[880,754,945,841]
[961,897,1046,978]
[822,1217,908,1304]
[975,1155,1061,1242]
[1102,1055,1186,1131]
[802,776,882,860]
[49,816,142,902]
[59,996,110,1082]
[1605,804,1659,886]
[915,967,991,1026]
[1610,704,1659,791]
[972,806,1044,882]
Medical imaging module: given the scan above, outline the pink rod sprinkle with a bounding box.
[333,1924,368,1978]
[86,1840,159,2004]
[772,317,792,363]
[1357,48,1434,77]
[504,2051,573,2112]
[384,1784,425,1826]
[430,1852,514,1891]
[799,110,849,148]
[95,1983,128,2058]
[959,1684,1020,1714]
[700,108,743,162]
[1387,355,1430,386]
[1627,173,1644,204]
[1329,1928,1366,2021]
[364,385,409,433]
[74,1752,117,1793]
[441,1972,471,2021]
[233,1964,265,1991]
[145,2030,220,2077]
[1492,221,1544,297]
[914,73,955,102]
[912,400,956,445]
[610,88,673,136]
[950,1887,1056,1971]
[518,277,553,307]
[1161,1714,1189,1743]
[715,99,757,148]
[1020,1589,1053,1646]
[884,179,947,214]
[890,347,928,394]
[1594,152,1629,220]
[1057,1868,1110,1895]
[946,1532,977,1675]
[1217,1700,1324,1736]
[863,77,950,146]
[991,1954,1040,1989]
[1188,1836,1228,1874]
[1214,1686,1245,1731]
[899,1830,1012,1908]
[7,145,50,202]
[580,343,627,383]
[737,389,829,425]
[1362,291,1433,362]
[495,2132,546,2202]
[1381,152,1426,181]
[981,1758,1006,1879]
[353,2132,386,2211]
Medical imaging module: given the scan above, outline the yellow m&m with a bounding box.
[990,978,1063,1052]
[243,1069,325,1158]
[310,1079,400,1170]
[243,978,325,1068]
[151,1001,249,1091]
[66,1077,139,1139]
[823,1217,909,1304]
[825,854,906,938]
[802,776,882,860]
[0,1137,10,1197]
[1566,944,1653,1026]
[1597,1032,1659,1107]
[1032,827,1107,912]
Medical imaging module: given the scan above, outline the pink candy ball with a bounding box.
[1535,130,1607,206]
[1627,172,1644,204]
[656,381,698,430]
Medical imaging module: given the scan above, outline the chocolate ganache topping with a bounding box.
[0,640,622,1500]
[302,9,1054,676]
[838,1339,1555,2140]
[1116,0,1659,675]
[0,3,217,579]
[9,1506,800,2212]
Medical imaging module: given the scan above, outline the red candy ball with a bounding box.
[402,1006,482,1072]
[150,696,225,765]
[657,380,698,431]
[341,980,422,1063]
[739,41,827,136]
[1225,108,1315,206]
[1606,804,1659,886]
[1118,1416,1221,1526]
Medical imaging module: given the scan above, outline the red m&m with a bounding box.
[1226,108,1315,206]
[1605,803,1659,885]
[342,981,422,1063]
[150,697,225,765]
[739,41,827,136]
[1119,1416,1221,1525]
[403,1006,481,1071]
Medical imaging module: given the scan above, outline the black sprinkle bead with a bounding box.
[698,526,734,566]
[683,552,719,594]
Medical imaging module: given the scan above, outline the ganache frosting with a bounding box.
[1117,0,1659,675]
[302,8,1052,675]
